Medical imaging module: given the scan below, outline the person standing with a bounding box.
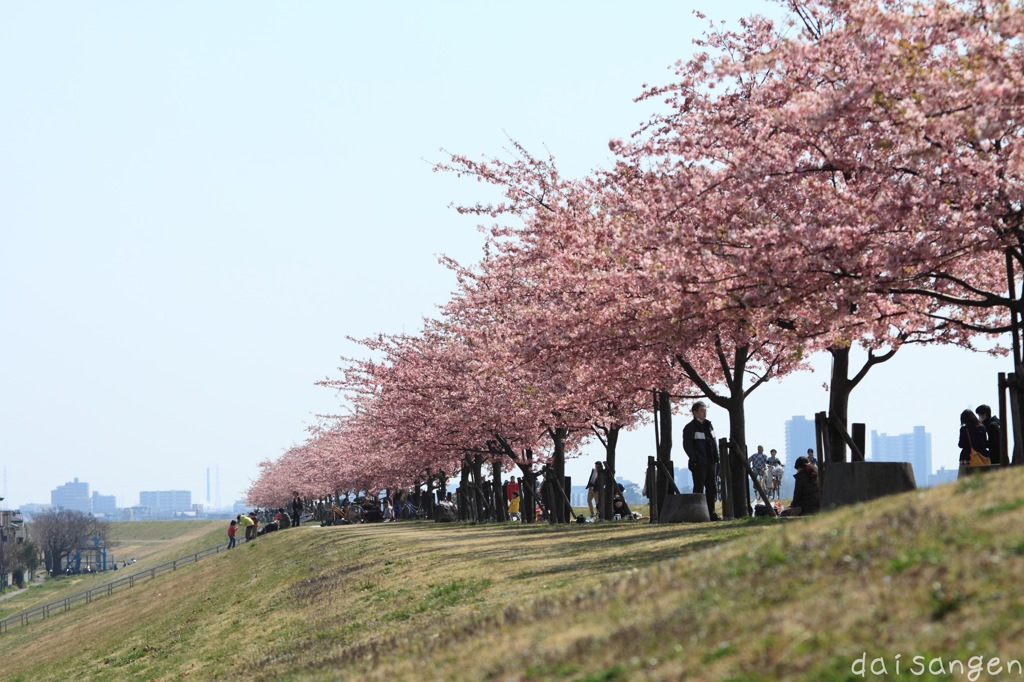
[291,492,304,527]
[748,445,768,498]
[770,459,785,500]
[683,400,720,521]
[959,409,988,465]
[507,491,521,521]
[806,448,818,467]
[976,405,1002,465]
[227,520,237,549]
[237,513,255,542]
[586,463,601,517]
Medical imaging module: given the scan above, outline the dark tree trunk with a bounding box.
[655,390,673,518]
[458,459,472,521]
[726,396,749,519]
[549,427,570,523]
[471,454,488,521]
[827,346,852,464]
[491,459,508,522]
[602,425,619,520]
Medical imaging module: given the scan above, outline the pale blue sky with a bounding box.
[0,1,1006,509]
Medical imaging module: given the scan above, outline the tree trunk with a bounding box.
[518,462,537,523]
[827,346,853,464]
[472,454,488,521]
[726,395,749,519]
[602,425,620,520]
[491,459,508,522]
[459,460,472,521]
[549,427,569,523]
[655,390,673,518]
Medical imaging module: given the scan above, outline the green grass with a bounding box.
[1,470,1023,681]
[0,520,225,620]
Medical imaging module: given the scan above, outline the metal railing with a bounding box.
[0,542,229,634]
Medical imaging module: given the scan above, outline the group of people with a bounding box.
[959,405,1002,466]
[746,446,786,500]
[683,400,820,519]
[228,493,304,548]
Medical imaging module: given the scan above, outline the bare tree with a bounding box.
[30,509,108,577]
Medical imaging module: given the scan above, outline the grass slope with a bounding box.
[0,520,225,622]
[1,471,1023,681]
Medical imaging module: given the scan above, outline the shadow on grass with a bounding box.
[508,535,739,581]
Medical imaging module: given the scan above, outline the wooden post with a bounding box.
[815,411,829,488]
[828,416,866,462]
[739,449,778,516]
[563,475,573,521]
[719,439,733,521]
[1009,373,1024,466]
[656,460,682,495]
[999,373,1009,466]
[646,456,659,523]
[852,423,866,463]
[595,461,611,520]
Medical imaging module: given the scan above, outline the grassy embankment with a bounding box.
[0,472,1022,681]
[0,519,224,620]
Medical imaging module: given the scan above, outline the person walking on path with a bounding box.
[683,400,721,521]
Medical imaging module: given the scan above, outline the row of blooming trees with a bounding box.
[249,0,1021,516]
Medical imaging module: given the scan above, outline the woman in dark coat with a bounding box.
[782,456,820,517]
[959,409,988,465]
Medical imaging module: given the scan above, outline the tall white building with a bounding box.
[870,426,933,486]
[785,415,817,464]
[139,490,192,516]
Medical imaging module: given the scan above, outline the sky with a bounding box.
[0,1,1011,511]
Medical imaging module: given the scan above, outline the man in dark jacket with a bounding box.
[976,405,1003,465]
[683,401,720,521]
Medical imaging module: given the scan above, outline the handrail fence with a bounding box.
[0,542,229,634]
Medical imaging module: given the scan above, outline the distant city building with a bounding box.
[51,478,91,513]
[18,503,47,520]
[675,466,693,494]
[870,426,933,486]
[785,416,817,464]
[91,492,117,517]
[139,490,192,516]
[930,466,959,487]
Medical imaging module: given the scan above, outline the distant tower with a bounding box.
[206,468,211,505]
[784,416,817,464]
[215,465,221,510]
